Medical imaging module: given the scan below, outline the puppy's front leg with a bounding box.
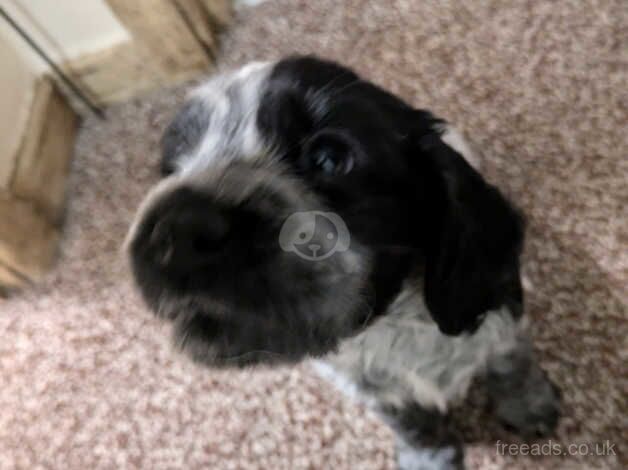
[313,359,464,470]
[379,403,464,470]
[486,336,561,437]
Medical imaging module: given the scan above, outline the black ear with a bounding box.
[257,86,313,158]
[414,133,525,335]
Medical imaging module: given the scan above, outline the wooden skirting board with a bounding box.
[62,0,232,109]
[0,78,78,293]
[0,0,231,291]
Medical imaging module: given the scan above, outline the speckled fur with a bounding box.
[316,281,522,414]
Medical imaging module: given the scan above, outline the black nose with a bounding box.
[138,191,232,269]
[153,207,230,268]
[172,208,230,254]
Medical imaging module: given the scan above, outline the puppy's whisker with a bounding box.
[218,349,289,364]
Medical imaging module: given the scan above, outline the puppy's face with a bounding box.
[127,57,524,367]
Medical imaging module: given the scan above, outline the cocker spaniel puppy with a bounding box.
[126,56,560,470]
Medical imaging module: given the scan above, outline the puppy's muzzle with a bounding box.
[126,161,321,313]
[125,160,373,367]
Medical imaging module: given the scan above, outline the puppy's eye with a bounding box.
[303,131,355,176]
[311,146,353,175]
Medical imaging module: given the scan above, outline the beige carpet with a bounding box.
[1,1,626,468]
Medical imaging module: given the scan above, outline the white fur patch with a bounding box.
[178,61,274,174]
[311,360,379,409]
[397,435,460,470]
[317,280,522,412]
[438,124,482,171]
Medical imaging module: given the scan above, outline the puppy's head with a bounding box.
[126,56,524,367]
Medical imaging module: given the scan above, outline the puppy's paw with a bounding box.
[494,371,561,438]
[385,403,465,470]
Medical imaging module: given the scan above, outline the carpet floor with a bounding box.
[1,1,626,469]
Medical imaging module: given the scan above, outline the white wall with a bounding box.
[0,0,129,71]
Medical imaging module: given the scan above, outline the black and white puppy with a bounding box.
[126,56,560,470]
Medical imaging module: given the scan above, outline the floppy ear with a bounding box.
[412,133,525,335]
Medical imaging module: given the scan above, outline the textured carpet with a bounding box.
[1,1,626,469]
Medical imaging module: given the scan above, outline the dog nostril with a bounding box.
[192,234,213,253]
[146,207,231,267]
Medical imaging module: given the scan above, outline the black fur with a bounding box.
[258,57,434,323]
[415,134,525,334]
[258,56,524,334]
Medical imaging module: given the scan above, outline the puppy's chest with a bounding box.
[316,281,520,404]
[324,284,451,383]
